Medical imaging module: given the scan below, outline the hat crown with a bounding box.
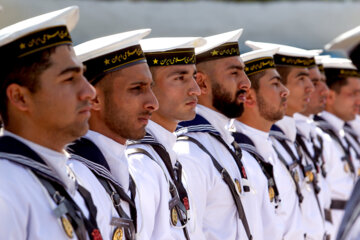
[0,6,79,47]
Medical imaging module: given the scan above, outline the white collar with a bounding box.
[85,130,129,190]
[233,120,275,164]
[3,130,76,194]
[320,111,345,132]
[294,113,313,140]
[197,104,234,145]
[274,115,297,142]
[146,120,177,166]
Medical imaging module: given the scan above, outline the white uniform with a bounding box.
[348,115,360,137]
[127,120,191,240]
[316,111,357,234]
[174,105,271,240]
[68,130,132,240]
[0,130,91,240]
[271,116,325,240]
[234,120,305,240]
[294,113,333,238]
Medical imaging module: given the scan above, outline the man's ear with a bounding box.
[196,71,211,95]
[6,83,32,112]
[326,89,336,106]
[91,87,102,111]
[245,88,256,108]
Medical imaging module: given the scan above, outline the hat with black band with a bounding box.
[195,29,243,63]
[322,57,360,86]
[75,29,151,85]
[140,37,205,67]
[0,6,79,59]
[241,48,279,76]
[246,41,317,68]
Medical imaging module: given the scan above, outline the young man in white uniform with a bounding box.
[234,48,308,240]
[0,7,114,240]
[126,37,205,240]
[68,30,159,240]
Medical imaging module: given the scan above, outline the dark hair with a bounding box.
[275,65,292,85]
[327,76,348,94]
[350,43,360,70]
[248,70,266,92]
[0,46,56,125]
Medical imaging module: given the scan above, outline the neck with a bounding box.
[237,108,273,132]
[88,116,127,145]
[150,113,177,133]
[6,119,65,152]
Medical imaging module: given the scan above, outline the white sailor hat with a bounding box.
[240,48,279,76]
[0,6,79,59]
[195,29,243,63]
[75,29,151,84]
[140,37,205,67]
[325,25,360,54]
[314,55,330,73]
[321,57,360,85]
[245,41,317,68]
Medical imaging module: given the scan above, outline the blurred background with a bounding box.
[0,0,359,55]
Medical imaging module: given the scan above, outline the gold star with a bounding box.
[19,43,26,49]
[104,59,110,65]
[211,50,219,56]
[245,67,249,72]
[281,57,286,62]
[153,58,158,64]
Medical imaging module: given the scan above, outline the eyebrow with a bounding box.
[269,76,282,81]
[58,66,83,76]
[296,71,310,78]
[168,69,196,77]
[226,65,244,71]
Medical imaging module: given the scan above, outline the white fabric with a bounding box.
[127,120,191,240]
[68,130,133,240]
[294,113,333,238]
[75,29,151,62]
[234,120,305,240]
[0,131,88,240]
[272,116,325,240]
[175,105,270,240]
[0,6,79,47]
[140,37,205,53]
[348,115,360,137]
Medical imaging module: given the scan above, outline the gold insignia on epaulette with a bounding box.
[306,171,314,182]
[112,227,123,240]
[171,207,178,226]
[294,171,300,183]
[235,178,242,194]
[268,187,275,202]
[61,216,74,238]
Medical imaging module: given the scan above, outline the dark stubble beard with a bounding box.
[212,81,245,118]
[257,93,286,122]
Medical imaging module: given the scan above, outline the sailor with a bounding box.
[314,57,360,233]
[293,53,334,239]
[0,6,108,239]
[233,47,308,240]
[246,41,330,239]
[126,37,204,239]
[67,29,159,240]
[174,29,264,240]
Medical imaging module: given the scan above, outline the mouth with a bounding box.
[78,103,92,115]
[138,114,152,125]
[237,90,247,102]
[185,98,198,107]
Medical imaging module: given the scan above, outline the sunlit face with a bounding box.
[29,45,95,142]
[96,63,159,140]
[331,77,360,121]
[283,67,314,116]
[305,67,329,115]
[210,56,251,118]
[255,69,289,122]
[151,64,200,125]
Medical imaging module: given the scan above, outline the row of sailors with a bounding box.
[1,5,360,240]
